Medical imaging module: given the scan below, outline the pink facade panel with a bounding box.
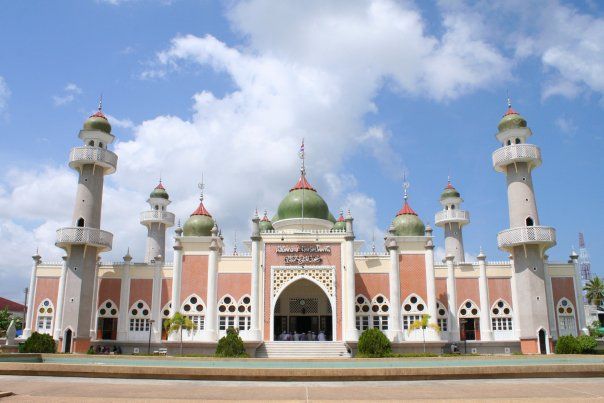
[34,277,59,319]
[488,278,512,307]
[355,273,390,300]
[552,276,579,331]
[435,278,448,307]
[161,278,172,308]
[218,273,251,301]
[97,278,121,308]
[180,255,209,305]
[399,254,427,302]
[456,278,480,310]
[129,279,153,307]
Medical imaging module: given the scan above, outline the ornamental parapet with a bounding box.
[56,227,113,252]
[139,210,175,226]
[492,144,541,173]
[69,146,118,174]
[497,226,556,251]
[434,210,470,226]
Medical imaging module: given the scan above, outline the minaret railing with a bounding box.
[497,226,556,250]
[56,227,113,251]
[139,210,175,225]
[434,210,469,225]
[69,146,118,173]
[492,144,541,172]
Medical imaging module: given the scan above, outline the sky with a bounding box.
[0,0,603,302]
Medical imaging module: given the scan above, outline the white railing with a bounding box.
[56,227,113,251]
[261,229,347,235]
[497,226,556,250]
[492,144,541,172]
[139,210,175,225]
[355,252,389,257]
[69,146,118,174]
[434,210,470,226]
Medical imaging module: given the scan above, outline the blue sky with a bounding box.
[0,0,603,301]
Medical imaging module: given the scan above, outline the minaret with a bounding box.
[140,180,175,262]
[492,98,556,353]
[434,179,469,262]
[55,99,117,353]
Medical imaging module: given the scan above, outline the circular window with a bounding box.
[238,306,245,313]
[137,302,144,309]
[460,309,467,316]
[404,304,412,312]
[224,297,231,304]
[439,309,446,316]
[229,305,236,313]
[558,307,564,313]
[498,301,504,308]
[471,308,478,315]
[190,297,198,304]
[410,296,417,304]
[566,307,573,314]
[372,305,379,312]
[142,309,149,316]
[131,309,138,315]
[163,309,170,316]
[362,305,369,312]
[357,297,364,304]
[111,309,117,315]
[382,305,389,312]
[417,304,424,311]
[503,308,510,315]
[219,305,226,312]
[39,307,44,313]
[100,309,106,315]
[561,300,568,306]
[355,306,360,313]
[465,302,472,309]
[492,308,499,315]
[184,304,191,312]
[43,300,50,306]
[243,297,250,304]
[376,296,384,304]
[105,302,112,308]
[196,305,203,312]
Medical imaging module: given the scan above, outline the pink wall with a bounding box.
[97,278,121,308]
[355,273,390,300]
[456,278,480,310]
[161,278,172,308]
[435,278,448,307]
[129,279,153,307]
[552,276,579,332]
[34,277,59,324]
[180,255,209,305]
[218,273,251,301]
[488,278,512,307]
[400,254,427,302]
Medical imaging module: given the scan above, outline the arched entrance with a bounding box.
[273,278,334,341]
[538,329,547,354]
[63,329,72,353]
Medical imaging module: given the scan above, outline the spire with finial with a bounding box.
[291,139,315,191]
[371,231,376,253]
[98,93,103,111]
[198,173,204,203]
[233,232,238,255]
[397,173,417,216]
[403,173,409,201]
[190,174,212,216]
[299,138,305,176]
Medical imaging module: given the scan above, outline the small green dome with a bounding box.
[440,183,460,200]
[183,202,214,236]
[391,202,425,236]
[259,211,274,232]
[332,210,346,231]
[150,182,169,200]
[497,107,526,133]
[275,175,331,221]
[83,111,112,134]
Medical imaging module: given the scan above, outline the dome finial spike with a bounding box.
[198,173,205,202]
[371,231,376,253]
[507,89,511,108]
[98,94,103,111]
[402,172,409,201]
[298,138,306,176]
[233,232,238,255]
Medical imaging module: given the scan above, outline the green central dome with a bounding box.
[274,175,332,221]
[183,201,215,236]
[83,111,112,134]
[391,201,425,236]
[498,107,526,133]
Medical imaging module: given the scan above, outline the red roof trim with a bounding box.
[90,110,108,120]
[397,201,417,216]
[0,296,25,312]
[290,175,316,191]
[445,182,455,189]
[261,212,270,222]
[191,201,211,217]
[337,212,345,222]
[503,106,518,117]
[155,182,165,190]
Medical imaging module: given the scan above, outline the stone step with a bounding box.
[255,342,351,358]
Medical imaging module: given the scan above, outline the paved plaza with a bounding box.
[0,376,603,402]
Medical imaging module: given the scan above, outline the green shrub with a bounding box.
[22,332,56,353]
[357,328,391,358]
[588,321,602,338]
[577,335,598,353]
[215,327,247,358]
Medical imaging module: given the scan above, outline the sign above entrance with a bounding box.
[276,244,332,265]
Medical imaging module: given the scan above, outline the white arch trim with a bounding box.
[97,299,119,317]
[458,299,480,317]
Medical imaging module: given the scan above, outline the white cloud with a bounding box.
[53,83,82,106]
[0,76,10,120]
[555,115,578,136]
[105,114,135,130]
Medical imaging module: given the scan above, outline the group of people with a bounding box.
[277,330,327,341]
[87,345,122,355]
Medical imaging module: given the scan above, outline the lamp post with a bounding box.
[148,319,155,354]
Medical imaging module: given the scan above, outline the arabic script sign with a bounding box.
[276,244,332,265]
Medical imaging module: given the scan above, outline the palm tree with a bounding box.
[163,313,194,356]
[408,314,440,353]
[584,277,604,306]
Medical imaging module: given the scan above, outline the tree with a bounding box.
[0,308,23,337]
[408,314,440,353]
[163,313,194,356]
[584,277,604,306]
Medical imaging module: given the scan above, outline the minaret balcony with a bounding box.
[497,226,556,251]
[492,144,541,173]
[140,210,175,226]
[69,146,118,174]
[434,210,470,226]
[56,227,113,252]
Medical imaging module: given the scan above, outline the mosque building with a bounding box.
[22,100,587,356]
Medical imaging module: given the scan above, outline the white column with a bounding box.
[250,237,261,340]
[170,243,183,316]
[424,229,438,325]
[445,255,459,341]
[509,256,521,339]
[53,256,68,340]
[204,238,219,341]
[117,254,131,341]
[543,255,557,340]
[151,256,163,341]
[387,242,402,342]
[571,252,588,334]
[89,257,100,339]
[23,253,41,338]
[344,226,357,342]
[477,251,492,341]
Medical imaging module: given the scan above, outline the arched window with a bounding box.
[401,294,426,331]
[218,295,237,331]
[98,300,118,318]
[76,217,85,227]
[436,301,448,331]
[129,300,150,333]
[526,217,534,226]
[371,295,390,331]
[458,300,480,318]
[237,295,252,331]
[355,295,371,331]
[97,299,118,340]
[507,139,511,146]
[491,299,513,338]
[515,138,521,144]
[155,205,159,211]
[161,302,172,319]
[181,295,205,332]
[99,142,104,148]
[36,299,54,334]
[88,140,94,147]
[557,298,577,336]
[450,205,456,210]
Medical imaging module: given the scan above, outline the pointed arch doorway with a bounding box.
[272,278,334,341]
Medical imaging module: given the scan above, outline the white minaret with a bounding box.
[492,98,556,353]
[140,180,175,262]
[54,99,117,352]
[434,179,469,263]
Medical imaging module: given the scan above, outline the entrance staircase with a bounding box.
[255,341,351,358]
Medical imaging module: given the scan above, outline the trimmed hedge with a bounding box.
[555,334,598,354]
[357,328,392,358]
[21,332,56,353]
[215,327,248,358]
